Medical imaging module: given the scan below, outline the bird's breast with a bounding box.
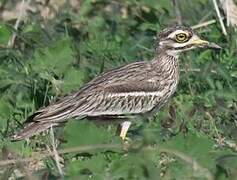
[149,62,179,108]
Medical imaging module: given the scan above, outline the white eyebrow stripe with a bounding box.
[168,30,188,38]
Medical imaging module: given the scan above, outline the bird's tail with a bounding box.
[12,122,57,141]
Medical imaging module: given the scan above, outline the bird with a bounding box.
[12,26,221,141]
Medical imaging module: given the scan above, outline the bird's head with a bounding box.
[156,26,221,57]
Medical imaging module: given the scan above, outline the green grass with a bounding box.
[0,0,236,179]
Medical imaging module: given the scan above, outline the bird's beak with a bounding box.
[192,37,221,50]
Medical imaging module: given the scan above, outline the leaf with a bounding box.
[0,24,11,45]
[61,68,85,94]
[5,141,32,156]
[165,160,199,180]
[109,151,159,180]
[0,98,12,128]
[216,154,237,179]
[0,99,12,119]
[66,154,107,179]
[31,38,74,75]
[161,133,216,179]
[62,120,115,148]
[162,133,215,168]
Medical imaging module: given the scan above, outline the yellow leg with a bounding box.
[119,121,131,140]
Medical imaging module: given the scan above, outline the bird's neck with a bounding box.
[150,51,180,85]
[151,51,179,69]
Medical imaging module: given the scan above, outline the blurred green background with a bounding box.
[0,0,236,179]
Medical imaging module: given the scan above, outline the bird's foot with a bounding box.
[119,121,131,140]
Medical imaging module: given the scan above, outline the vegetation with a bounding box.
[0,0,236,179]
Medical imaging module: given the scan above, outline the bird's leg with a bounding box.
[119,121,131,140]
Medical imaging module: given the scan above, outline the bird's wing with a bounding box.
[70,80,164,117]
[26,61,164,123]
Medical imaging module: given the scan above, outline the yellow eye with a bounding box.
[175,33,188,43]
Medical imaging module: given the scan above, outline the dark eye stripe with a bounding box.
[167,44,194,50]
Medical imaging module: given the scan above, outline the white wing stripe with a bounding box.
[108,91,166,98]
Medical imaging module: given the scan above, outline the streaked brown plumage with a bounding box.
[13,26,220,140]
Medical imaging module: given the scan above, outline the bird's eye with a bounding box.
[175,33,188,43]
